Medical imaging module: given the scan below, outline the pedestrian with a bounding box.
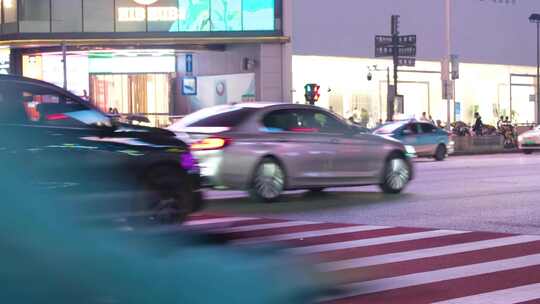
[472,112,484,136]
[360,108,369,128]
[82,90,89,101]
[421,112,428,121]
[497,116,504,130]
[429,115,435,125]
[504,116,510,124]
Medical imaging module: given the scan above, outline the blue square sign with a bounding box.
[182,76,197,96]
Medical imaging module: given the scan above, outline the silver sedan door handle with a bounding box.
[330,138,340,144]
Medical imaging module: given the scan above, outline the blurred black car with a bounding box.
[0,75,203,223]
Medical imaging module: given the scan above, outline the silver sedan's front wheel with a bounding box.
[380,155,411,194]
[250,158,285,203]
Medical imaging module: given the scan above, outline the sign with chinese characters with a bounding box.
[118,6,186,22]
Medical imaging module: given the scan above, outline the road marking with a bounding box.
[288,229,469,255]
[432,283,540,304]
[321,253,540,301]
[214,221,318,233]
[234,225,391,245]
[183,217,256,226]
[320,235,540,272]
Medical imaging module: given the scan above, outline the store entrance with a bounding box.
[89,73,173,127]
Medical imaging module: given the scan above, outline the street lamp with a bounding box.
[529,13,540,124]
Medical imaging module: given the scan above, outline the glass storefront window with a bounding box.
[147,0,179,32]
[83,0,114,32]
[52,0,82,32]
[211,0,241,31]
[0,0,276,33]
[176,0,210,32]
[243,0,275,31]
[19,0,50,33]
[2,0,17,33]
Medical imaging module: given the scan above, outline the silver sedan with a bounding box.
[169,103,415,202]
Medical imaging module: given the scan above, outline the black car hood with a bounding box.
[108,123,188,149]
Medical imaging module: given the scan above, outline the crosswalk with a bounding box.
[180,214,540,303]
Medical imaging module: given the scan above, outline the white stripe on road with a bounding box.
[321,253,540,302]
[320,235,540,272]
[214,221,318,234]
[289,229,469,255]
[234,225,391,245]
[183,217,256,226]
[432,283,540,304]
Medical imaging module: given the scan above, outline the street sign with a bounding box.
[185,53,193,75]
[451,54,459,80]
[182,76,197,96]
[441,57,450,81]
[375,46,394,57]
[397,35,416,46]
[375,46,416,58]
[397,57,416,67]
[397,46,416,57]
[375,35,393,47]
[442,80,454,100]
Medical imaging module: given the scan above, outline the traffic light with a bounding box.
[304,83,321,105]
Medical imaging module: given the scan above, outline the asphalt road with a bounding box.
[204,153,540,235]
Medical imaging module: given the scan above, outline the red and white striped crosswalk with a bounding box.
[182,214,540,303]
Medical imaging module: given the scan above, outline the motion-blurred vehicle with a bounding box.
[518,125,540,154]
[0,75,203,223]
[1,156,327,304]
[169,103,415,202]
[374,120,454,161]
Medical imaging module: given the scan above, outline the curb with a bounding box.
[452,149,520,156]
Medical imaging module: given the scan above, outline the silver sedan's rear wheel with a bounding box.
[380,155,411,194]
[250,158,285,203]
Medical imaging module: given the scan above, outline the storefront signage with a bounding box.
[118,7,186,22]
[116,0,275,31]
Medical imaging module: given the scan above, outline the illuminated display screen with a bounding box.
[118,0,276,32]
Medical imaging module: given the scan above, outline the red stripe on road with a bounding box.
[209,218,285,228]
[222,222,353,239]
[326,265,540,304]
[315,231,509,262]
[332,240,540,284]
[286,227,433,248]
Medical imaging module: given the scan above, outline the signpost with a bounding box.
[375,15,417,121]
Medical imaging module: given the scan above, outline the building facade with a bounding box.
[291,0,540,127]
[0,0,291,127]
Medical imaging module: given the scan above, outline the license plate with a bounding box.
[526,141,535,145]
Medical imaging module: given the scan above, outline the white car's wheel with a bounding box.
[380,154,411,194]
[250,158,285,203]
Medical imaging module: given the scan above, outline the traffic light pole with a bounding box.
[391,38,398,122]
[389,16,400,122]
